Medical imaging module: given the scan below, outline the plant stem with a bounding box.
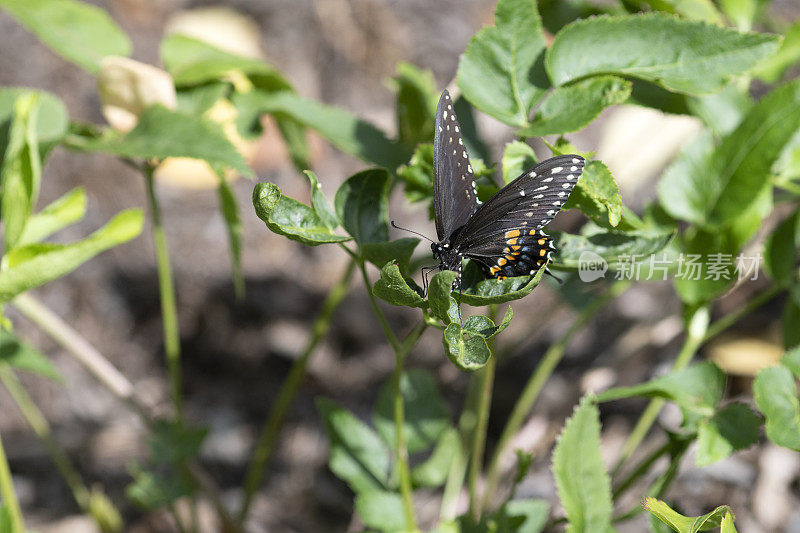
[10,294,239,532]
[11,293,148,420]
[468,305,498,522]
[0,366,90,509]
[357,259,420,530]
[238,259,356,524]
[440,376,479,522]
[0,429,24,533]
[612,305,710,474]
[143,163,183,421]
[358,260,401,352]
[703,285,781,342]
[482,280,630,508]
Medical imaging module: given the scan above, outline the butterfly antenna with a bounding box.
[391,221,436,244]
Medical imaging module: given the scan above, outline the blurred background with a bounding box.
[1,0,800,531]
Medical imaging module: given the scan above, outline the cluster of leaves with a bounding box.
[246,0,800,530]
[3,0,800,530]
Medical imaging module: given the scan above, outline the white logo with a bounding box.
[578,251,607,282]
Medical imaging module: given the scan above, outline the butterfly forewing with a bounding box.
[433,90,479,241]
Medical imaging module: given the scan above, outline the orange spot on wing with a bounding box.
[538,238,546,245]
[505,230,520,239]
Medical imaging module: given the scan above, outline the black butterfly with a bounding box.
[427,89,585,290]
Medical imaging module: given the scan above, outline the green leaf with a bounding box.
[719,0,769,31]
[217,178,244,298]
[252,182,350,246]
[442,322,492,371]
[753,365,800,451]
[0,209,144,302]
[391,61,438,147]
[695,403,760,466]
[411,427,460,488]
[497,499,549,533]
[764,210,798,287]
[598,362,724,428]
[564,161,623,229]
[643,498,734,533]
[517,76,631,138]
[546,13,780,95]
[176,82,230,116]
[0,329,60,381]
[456,261,546,306]
[397,143,435,203]
[355,490,408,533]
[456,0,549,127]
[17,187,86,246]
[1,93,42,251]
[659,79,800,229]
[334,168,390,246]
[303,170,339,230]
[754,20,800,83]
[363,239,420,276]
[463,308,513,339]
[631,0,723,24]
[316,398,390,493]
[721,511,737,533]
[551,230,674,271]
[784,289,800,349]
[374,369,450,453]
[0,88,69,149]
[373,262,425,308]
[230,90,409,170]
[502,141,538,185]
[552,396,613,533]
[74,105,252,178]
[127,466,193,510]
[781,345,800,380]
[673,183,772,305]
[687,84,752,137]
[429,270,459,323]
[148,420,207,466]
[0,0,131,73]
[160,34,291,89]
[0,505,11,533]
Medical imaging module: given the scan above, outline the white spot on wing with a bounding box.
[570,166,578,171]
[443,110,448,120]
[534,186,547,192]
[572,158,580,164]
[557,191,566,197]
[519,190,525,196]
[551,167,563,173]
[533,194,543,199]
[562,183,571,189]
[542,177,553,183]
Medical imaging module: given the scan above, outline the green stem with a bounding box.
[468,305,498,522]
[0,366,91,509]
[238,259,356,524]
[358,259,420,530]
[143,163,183,420]
[358,260,400,352]
[612,305,710,474]
[482,280,631,509]
[10,294,239,532]
[612,440,671,499]
[0,429,24,533]
[440,376,479,522]
[703,285,781,342]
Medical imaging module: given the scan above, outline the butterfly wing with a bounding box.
[433,90,480,241]
[453,154,585,277]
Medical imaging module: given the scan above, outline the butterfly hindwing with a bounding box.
[453,155,585,278]
[433,90,479,242]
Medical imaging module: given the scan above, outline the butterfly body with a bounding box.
[431,90,585,288]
